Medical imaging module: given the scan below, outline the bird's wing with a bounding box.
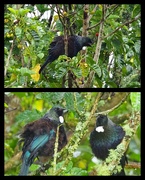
[23,129,55,164]
[49,36,63,49]
[39,36,65,73]
[48,38,65,61]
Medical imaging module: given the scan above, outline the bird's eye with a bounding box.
[56,107,60,112]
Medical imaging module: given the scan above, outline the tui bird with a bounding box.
[39,35,93,74]
[19,106,68,176]
[90,114,126,176]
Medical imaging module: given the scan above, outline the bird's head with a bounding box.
[43,106,68,123]
[95,114,108,132]
[52,106,68,116]
[82,37,93,47]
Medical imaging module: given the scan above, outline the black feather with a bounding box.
[90,114,126,176]
[39,35,93,74]
[19,106,67,176]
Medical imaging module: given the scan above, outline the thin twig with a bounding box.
[105,4,120,20]
[125,162,140,169]
[87,4,120,30]
[83,5,106,88]
[94,92,130,115]
[55,4,65,28]
[5,107,17,113]
[103,13,141,39]
[88,4,98,22]
[52,124,60,175]
[4,40,14,77]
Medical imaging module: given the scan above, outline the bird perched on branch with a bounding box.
[39,35,93,74]
[90,114,126,176]
[19,106,68,176]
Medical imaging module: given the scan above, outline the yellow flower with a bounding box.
[31,64,41,82]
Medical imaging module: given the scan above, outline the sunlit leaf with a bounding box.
[7,7,18,15]
[130,92,141,111]
[4,103,9,108]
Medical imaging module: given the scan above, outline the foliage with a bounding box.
[4,4,141,88]
[4,92,140,176]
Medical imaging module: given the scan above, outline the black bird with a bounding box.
[19,106,68,176]
[39,35,93,74]
[90,114,126,176]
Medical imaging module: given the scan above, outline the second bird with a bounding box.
[90,114,126,176]
[39,35,93,74]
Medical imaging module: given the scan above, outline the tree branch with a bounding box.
[5,152,22,172]
[48,92,103,175]
[87,4,120,31]
[103,13,141,39]
[95,92,130,115]
[83,5,107,88]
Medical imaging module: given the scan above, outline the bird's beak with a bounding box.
[63,109,68,114]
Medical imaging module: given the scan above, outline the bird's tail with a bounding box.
[112,155,126,176]
[19,159,30,176]
[39,57,51,74]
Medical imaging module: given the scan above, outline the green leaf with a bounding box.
[111,36,124,53]
[55,20,63,32]
[36,4,48,13]
[15,109,41,124]
[4,103,9,108]
[20,67,32,76]
[12,92,27,98]
[107,15,120,19]
[106,81,118,88]
[54,67,67,79]
[86,57,95,66]
[64,93,74,111]
[91,64,101,77]
[63,161,73,173]
[15,27,22,38]
[19,8,30,16]
[72,68,82,78]
[132,4,141,17]
[4,47,8,54]
[75,93,86,112]
[130,92,140,111]
[95,77,103,87]
[69,167,88,175]
[37,53,44,59]
[7,7,18,15]
[36,92,65,104]
[134,40,141,54]
[24,56,29,64]
[29,164,40,172]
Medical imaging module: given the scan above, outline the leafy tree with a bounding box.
[4,4,141,88]
[4,92,140,175]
